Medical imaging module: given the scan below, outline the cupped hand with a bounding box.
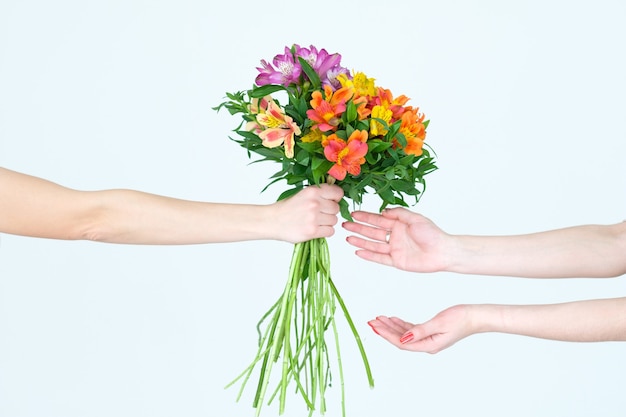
[367,305,476,354]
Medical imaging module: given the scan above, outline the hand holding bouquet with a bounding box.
[215,44,437,416]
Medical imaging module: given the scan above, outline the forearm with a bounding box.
[82,189,278,244]
[473,297,626,342]
[0,168,278,244]
[447,223,626,278]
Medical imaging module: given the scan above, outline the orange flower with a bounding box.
[352,95,371,120]
[338,72,374,120]
[306,85,353,132]
[396,107,426,156]
[323,130,368,180]
[371,87,410,120]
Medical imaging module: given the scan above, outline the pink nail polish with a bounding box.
[400,332,414,344]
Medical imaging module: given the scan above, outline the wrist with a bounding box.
[443,234,470,273]
[255,204,280,241]
[466,304,504,335]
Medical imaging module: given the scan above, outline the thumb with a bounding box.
[318,183,344,201]
[399,321,431,344]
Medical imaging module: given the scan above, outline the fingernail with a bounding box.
[400,332,414,344]
[367,321,380,335]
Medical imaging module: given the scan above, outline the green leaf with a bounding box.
[390,179,416,192]
[295,148,310,166]
[234,130,262,142]
[345,101,358,124]
[367,140,392,153]
[298,57,321,90]
[356,120,370,131]
[338,198,353,222]
[393,131,407,148]
[298,141,323,153]
[249,146,284,160]
[345,124,355,138]
[260,176,288,193]
[334,130,348,141]
[377,187,395,205]
[295,96,309,120]
[250,84,286,98]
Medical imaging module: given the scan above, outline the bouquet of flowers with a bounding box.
[214,44,437,416]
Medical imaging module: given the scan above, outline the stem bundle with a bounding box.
[226,238,374,416]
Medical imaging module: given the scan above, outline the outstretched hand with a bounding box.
[342,208,451,272]
[367,305,476,354]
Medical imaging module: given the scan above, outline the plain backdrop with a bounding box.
[1,1,625,416]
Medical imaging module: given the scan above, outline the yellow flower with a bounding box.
[301,128,325,143]
[369,105,393,137]
[338,71,376,98]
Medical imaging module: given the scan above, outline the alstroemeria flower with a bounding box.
[322,130,368,181]
[245,120,263,134]
[323,66,351,90]
[245,96,274,134]
[311,46,341,76]
[338,72,374,119]
[338,72,376,98]
[371,87,410,120]
[369,105,393,137]
[294,44,350,89]
[256,101,301,158]
[255,47,302,87]
[306,85,353,132]
[300,128,325,143]
[248,96,273,114]
[396,107,426,156]
[309,47,346,88]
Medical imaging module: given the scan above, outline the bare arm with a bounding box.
[368,297,626,354]
[449,224,626,278]
[0,167,343,244]
[485,297,626,342]
[343,207,626,278]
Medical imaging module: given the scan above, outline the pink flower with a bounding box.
[323,130,368,180]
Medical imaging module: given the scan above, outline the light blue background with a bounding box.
[1,1,625,416]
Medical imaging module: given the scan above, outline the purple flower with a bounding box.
[293,44,316,68]
[295,44,351,88]
[255,46,302,87]
[324,66,352,89]
[311,46,341,77]
[255,44,352,89]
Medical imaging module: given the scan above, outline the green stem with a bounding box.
[329,278,375,388]
[227,237,374,416]
[331,317,346,417]
[254,241,306,416]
